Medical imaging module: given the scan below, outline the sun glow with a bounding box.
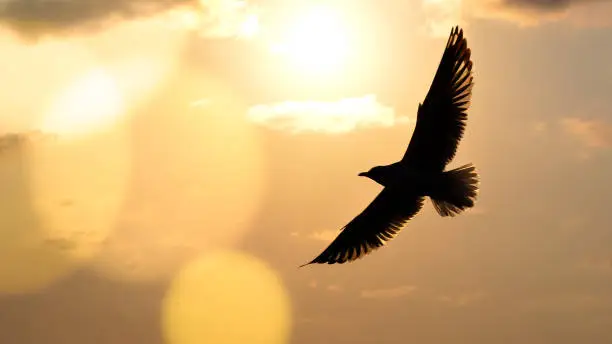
[42,69,124,136]
[272,5,352,75]
[240,14,260,37]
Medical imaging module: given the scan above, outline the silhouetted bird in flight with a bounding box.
[302,26,478,266]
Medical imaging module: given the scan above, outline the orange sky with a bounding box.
[1,1,612,344]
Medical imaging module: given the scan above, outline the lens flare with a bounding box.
[26,128,130,262]
[92,74,266,282]
[0,133,125,295]
[0,148,73,295]
[162,250,292,344]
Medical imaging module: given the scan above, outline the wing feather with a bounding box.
[401,26,474,171]
[301,188,424,266]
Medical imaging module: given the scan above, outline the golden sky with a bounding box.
[1,0,612,343]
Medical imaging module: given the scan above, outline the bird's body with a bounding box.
[360,163,432,192]
[302,26,479,266]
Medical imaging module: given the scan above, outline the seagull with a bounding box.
[301,26,478,266]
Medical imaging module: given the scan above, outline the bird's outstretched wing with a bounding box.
[402,26,473,171]
[301,189,424,266]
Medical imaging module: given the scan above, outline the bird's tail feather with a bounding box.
[430,163,479,217]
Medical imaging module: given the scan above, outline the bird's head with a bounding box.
[358,166,387,185]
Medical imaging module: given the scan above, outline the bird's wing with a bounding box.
[302,188,424,266]
[401,26,473,171]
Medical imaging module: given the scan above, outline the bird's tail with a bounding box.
[430,163,479,217]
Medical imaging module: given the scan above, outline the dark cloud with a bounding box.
[496,0,612,14]
[0,0,197,38]
[422,0,612,30]
[501,0,574,11]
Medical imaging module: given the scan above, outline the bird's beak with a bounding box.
[358,172,368,177]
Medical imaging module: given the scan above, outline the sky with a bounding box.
[1,0,612,343]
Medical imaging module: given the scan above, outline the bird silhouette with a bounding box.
[301,26,478,266]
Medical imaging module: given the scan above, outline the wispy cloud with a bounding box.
[247,95,409,134]
[327,284,343,292]
[360,285,417,299]
[437,291,486,307]
[561,117,612,149]
[191,0,259,38]
[530,120,550,136]
[308,230,338,242]
[422,0,465,37]
[307,280,344,293]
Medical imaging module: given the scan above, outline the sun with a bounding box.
[42,69,124,136]
[272,5,352,75]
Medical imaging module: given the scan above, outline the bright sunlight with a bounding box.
[271,5,352,75]
[41,69,124,136]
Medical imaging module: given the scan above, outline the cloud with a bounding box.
[422,0,612,30]
[422,0,465,37]
[247,95,410,134]
[327,284,343,292]
[531,120,550,135]
[561,117,612,149]
[3,0,607,40]
[0,0,187,36]
[306,280,344,292]
[360,285,417,299]
[0,0,256,39]
[437,291,486,307]
[308,230,338,242]
[473,0,610,26]
[495,0,581,12]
